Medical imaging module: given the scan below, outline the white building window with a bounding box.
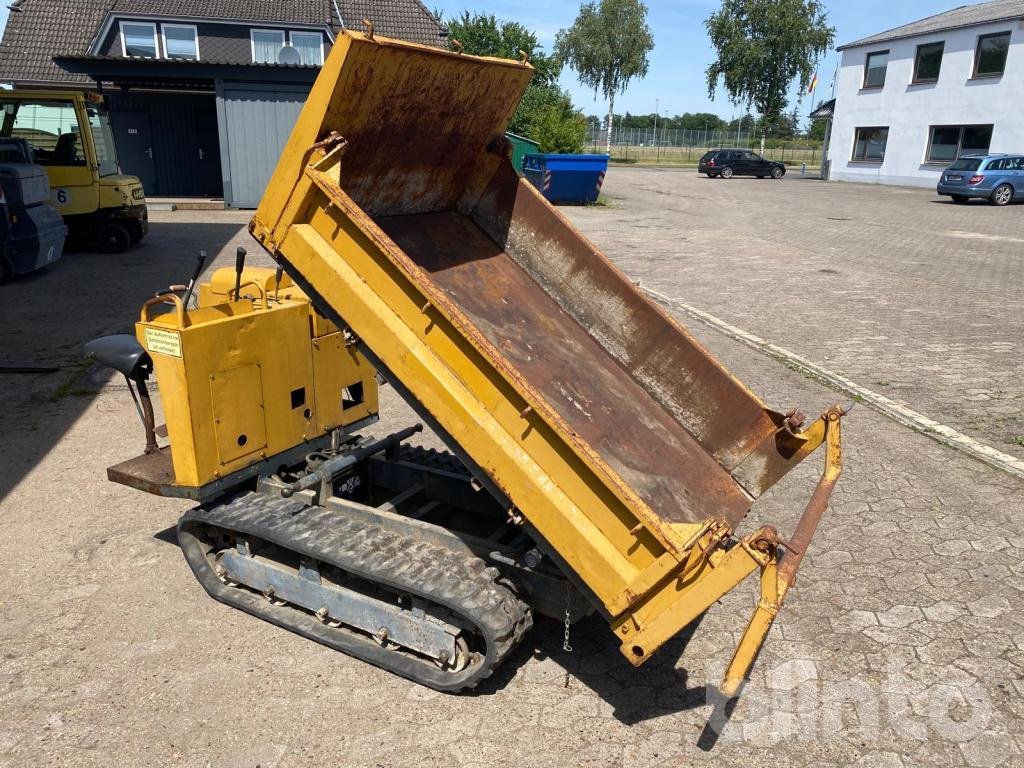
[926,125,993,164]
[251,29,286,64]
[973,32,1010,78]
[290,31,324,66]
[863,50,889,89]
[120,21,159,58]
[912,41,944,83]
[852,127,888,161]
[162,24,199,61]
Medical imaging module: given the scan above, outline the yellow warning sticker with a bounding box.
[144,327,182,358]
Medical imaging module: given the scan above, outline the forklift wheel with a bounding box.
[97,224,131,254]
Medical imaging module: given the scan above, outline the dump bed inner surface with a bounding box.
[377,212,753,525]
[254,32,812,538]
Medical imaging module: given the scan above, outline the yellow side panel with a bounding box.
[210,362,268,465]
[311,332,378,433]
[138,300,316,487]
[197,266,338,337]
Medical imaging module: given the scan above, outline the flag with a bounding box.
[808,72,820,94]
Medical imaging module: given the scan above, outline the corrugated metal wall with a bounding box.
[217,83,308,208]
[108,91,223,197]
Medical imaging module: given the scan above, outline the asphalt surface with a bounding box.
[0,171,1022,767]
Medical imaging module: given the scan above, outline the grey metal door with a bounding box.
[109,110,158,194]
[219,85,307,208]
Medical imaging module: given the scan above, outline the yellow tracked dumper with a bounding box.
[89,30,846,695]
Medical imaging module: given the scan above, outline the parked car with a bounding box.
[699,149,786,179]
[937,154,1021,206]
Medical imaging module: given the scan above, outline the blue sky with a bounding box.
[0,1,972,119]
[429,0,973,120]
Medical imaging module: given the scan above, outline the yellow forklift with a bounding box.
[0,90,147,253]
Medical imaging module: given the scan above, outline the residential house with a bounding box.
[0,0,445,206]
[829,0,1024,187]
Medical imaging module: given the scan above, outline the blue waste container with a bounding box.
[522,154,609,204]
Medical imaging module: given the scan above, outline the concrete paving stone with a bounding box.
[960,731,1020,768]
[933,540,974,557]
[877,605,927,629]
[852,752,905,768]
[966,595,1012,619]
[2,177,1023,766]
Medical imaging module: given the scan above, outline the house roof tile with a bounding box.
[0,0,444,84]
[838,0,1024,50]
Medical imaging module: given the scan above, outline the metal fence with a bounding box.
[585,127,824,167]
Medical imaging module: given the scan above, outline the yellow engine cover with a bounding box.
[137,268,377,488]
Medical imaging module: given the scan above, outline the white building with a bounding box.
[829,0,1024,187]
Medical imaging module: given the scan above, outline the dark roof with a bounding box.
[809,98,835,120]
[0,0,445,85]
[838,0,1024,50]
[108,0,330,24]
[0,0,109,84]
[338,0,446,46]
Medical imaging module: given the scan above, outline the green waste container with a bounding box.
[505,133,540,175]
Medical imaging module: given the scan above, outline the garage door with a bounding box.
[219,84,308,209]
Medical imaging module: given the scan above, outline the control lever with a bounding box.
[181,250,207,310]
[274,264,284,302]
[233,246,247,300]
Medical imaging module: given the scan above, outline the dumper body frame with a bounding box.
[91,30,844,696]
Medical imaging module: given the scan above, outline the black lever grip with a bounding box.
[233,246,247,300]
[191,250,208,283]
[181,250,207,310]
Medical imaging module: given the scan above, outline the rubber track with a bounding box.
[392,444,469,474]
[178,491,532,692]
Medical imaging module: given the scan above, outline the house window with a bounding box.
[863,50,889,88]
[974,32,1010,77]
[251,29,286,64]
[852,127,888,161]
[120,21,158,58]
[913,42,944,83]
[290,31,324,66]
[162,24,199,61]
[926,125,993,163]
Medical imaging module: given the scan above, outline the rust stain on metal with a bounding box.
[264,31,831,546]
[303,168,679,546]
[377,212,752,526]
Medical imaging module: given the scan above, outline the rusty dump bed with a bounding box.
[251,31,838,669]
[376,211,752,526]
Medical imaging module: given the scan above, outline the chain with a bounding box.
[562,584,573,653]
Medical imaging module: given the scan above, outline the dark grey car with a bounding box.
[698,149,786,179]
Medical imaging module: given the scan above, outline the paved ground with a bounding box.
[564,169,1024,460]
[1,174,1023,767]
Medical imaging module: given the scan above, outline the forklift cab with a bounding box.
[0,90,148,252]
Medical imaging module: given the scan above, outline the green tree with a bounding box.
[760,108,799,137]
[808,118,827,140]
[555,0,654,155]
[675,112,728,133]
[444,11,560,86]
[807,98,829,140]
[510,83,588,153]
[528,94,589,153]
[727,113,756,132]
[440,11,586,153]
[705,0,834,123]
